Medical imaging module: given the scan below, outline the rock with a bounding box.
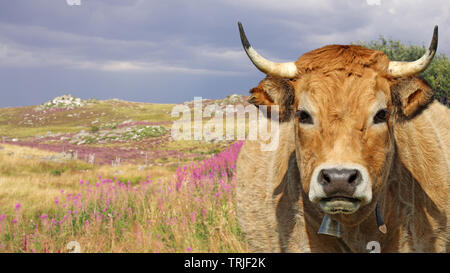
[121,119,134,125]
[36,94,86,111]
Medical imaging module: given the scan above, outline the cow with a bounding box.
[235,22,449,252]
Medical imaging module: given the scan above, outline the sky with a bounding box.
[0,0,448,107]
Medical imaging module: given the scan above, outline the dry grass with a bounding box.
[0,142,248,253]
[0,144,175,216]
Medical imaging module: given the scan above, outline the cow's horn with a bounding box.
[238,22,298,78]
[387,25,438,77]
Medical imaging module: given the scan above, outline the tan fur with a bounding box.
[247,76,295,122]
[236,45,449,252]
[236,122,295,252]
[295,44,390,76]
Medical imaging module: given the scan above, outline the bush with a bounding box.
[123,125,167,141]
[358,37,449,107]
[51,169,62,176]
[90,125,99,133]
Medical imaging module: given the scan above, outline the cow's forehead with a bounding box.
[294,45,391,75]
[292,44,391,96]
[296,68,388,92]
[293,69,391,113]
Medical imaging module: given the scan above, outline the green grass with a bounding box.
[0,100,176,138]
[0,157,94,177]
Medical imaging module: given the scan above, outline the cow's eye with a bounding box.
[296,110,313,124]
[373,109,389,124]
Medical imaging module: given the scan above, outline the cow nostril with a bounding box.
[348,172,359,184]
[323,173,331,183]
[319,170,331,185]
[318,168,362,198]
[319,168,361,186]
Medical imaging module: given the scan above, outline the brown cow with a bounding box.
[236,22,449,252]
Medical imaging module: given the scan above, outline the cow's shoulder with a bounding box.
[394,100,449,211]
[236,121,296,252]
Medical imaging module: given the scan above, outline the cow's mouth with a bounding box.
[319,197,361,215]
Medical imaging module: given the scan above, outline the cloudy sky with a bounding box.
[0,0,448,107]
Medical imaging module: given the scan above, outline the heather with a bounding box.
[0,141,248,253]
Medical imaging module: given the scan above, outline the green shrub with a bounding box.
[90,125,99,133]
[123,125,167,141]
[51,169,62,176]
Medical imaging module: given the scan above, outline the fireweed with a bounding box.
[0,141,247,253]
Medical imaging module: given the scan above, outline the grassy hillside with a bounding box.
[0,94,251,252]
[0,95,246,166]
[0,98,175,139]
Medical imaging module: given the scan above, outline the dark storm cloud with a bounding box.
[0,0,448,107]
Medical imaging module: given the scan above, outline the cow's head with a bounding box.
[239,22,438,226]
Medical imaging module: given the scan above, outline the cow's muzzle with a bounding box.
[318,168,362,214]
[309,163,372,214]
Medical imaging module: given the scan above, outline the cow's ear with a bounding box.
[391,76,434,121]
[248,75,295,122]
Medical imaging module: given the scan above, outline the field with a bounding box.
[0,94,250,252]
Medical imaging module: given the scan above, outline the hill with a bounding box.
[0,94,248,166]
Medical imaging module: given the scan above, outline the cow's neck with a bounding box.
[339,155,415,252]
